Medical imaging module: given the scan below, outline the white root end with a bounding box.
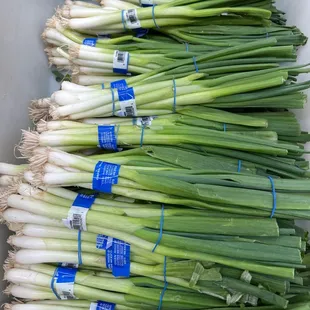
[46,16,57,28]
[61,5,71,18]
[49,104,61,120]
[0,183,20,211]
[3,304,12,310]
[18,131,40,158]
[6,236,14,246]
[69,45,80,59]
[3,284,14,296]
[29,99,51,123]
[65,0,74,5]
[29,148,49,173]
[29,106,50,123]
[32,98,51,108]
[71,65,81,76]
[30,172,45,188]
[4,253,16,272]
[36,120,48,133]
[60,17,70,29]
[13,224,25,235]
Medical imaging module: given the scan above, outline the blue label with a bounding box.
[96,235,130,277]
[118,87,135,102]
[110,79,128,91]
[98,126,118,151]
[54,267,77,284]
[92,162,120,194]
[73,193,96,209]
[134,28,149,38]
[97,301,115,310]
[83,38,97,47]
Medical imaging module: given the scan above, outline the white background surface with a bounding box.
[0,0,309,301]
[0,0,63,299]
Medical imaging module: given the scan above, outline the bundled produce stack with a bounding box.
[2,0,310,309]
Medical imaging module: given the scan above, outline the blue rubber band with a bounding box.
[78,230,82,265]
[158,256,168,310]
[238,159,242,173]
[172,79,177,113]
[192,56,199,72]
[111,88,115,116]
[140,126,145,148]
[223,123,227,132]
[50,268,61,299]
[268,176,277,218]
[185,43,189,52]
[152,204,165,252]
[152,5,160,28]
[121,10,126,31]
[237,160,242,173]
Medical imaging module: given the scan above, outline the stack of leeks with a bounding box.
[3,0,310,309]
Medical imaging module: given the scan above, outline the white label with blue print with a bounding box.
[123,9,141,29]
[63,194,96,231]
[117,87,137,117]
[113,51,129,75]
[53,267,77,300]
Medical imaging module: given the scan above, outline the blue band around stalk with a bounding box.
[268,176,277,218]
[152,5,160,28]
[152,204,165,252]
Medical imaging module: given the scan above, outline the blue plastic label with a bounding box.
[92,162,120,194]
[52,267,78,300]
[73,193,96,209]
[97,301,115,310]
[83,38,98,47]
[98,126,118,151]
[110,79,128,91]
[96,235,131,277]
[90,301,115,310]
[117,87,137,117]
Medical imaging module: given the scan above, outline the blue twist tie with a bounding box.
[223,123,227,132]
[192,56,199,72]
[237,160,242,173]
[50,268,61,299]
[121,10,127,31]
[158,256,168,310]
[152,6,160,28]
[152,204,165,252]
[140,126,145,148]
[102,83,105,89]
[268,176,277,218]
[172,79,177,113]
[78,230,83,265]
[111,88,115,116]
[185,43,189,52]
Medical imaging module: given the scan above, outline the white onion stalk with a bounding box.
[10,249,205,293]
[4,304,86,310]
[72,74,125,86]
[4,284,55,300]
[61,81,95,92]
[0,163,27,176]
[8,234,162,265]
[2,209,63,227]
